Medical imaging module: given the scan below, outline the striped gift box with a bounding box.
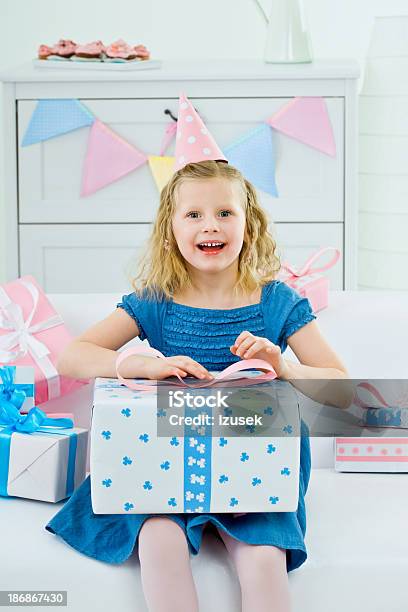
[335,437,408,472]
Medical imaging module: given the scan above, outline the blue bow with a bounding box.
[0,392,76,499]
[0,365,31,412]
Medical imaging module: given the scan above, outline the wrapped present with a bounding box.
[0,275,87,405]
[1,365,35,413]
[335,382,408,473]
[335,438,408,473]
[90,375,301,515]
[277,247,340,313]
[0,402,88,502]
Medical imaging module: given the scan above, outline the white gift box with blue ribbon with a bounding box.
[0,384,88,502]
[91,377,301,514]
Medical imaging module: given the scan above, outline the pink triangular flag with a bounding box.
[160,121,177,156]
[174,92,228,171]
[81,119,148,196]
[267,97,336,157]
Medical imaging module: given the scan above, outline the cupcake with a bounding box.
[134,44,150,60]
[104,39,137,62]
[49,39,77,59]
[74,40,105,61]
[38,44,54,60]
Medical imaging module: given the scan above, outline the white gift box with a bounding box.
[91,377,301,514]
[3,426,88,502]
[335,437,408,473]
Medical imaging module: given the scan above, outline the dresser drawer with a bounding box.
[18,97,344,225]
[19,224,152,293]
[19,222,343,293]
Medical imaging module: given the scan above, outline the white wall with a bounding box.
[1,0,408,285]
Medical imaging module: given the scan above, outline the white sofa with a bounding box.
[2,291,408,612]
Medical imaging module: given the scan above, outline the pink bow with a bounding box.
[280,247,340,282]
[116,345,277,391]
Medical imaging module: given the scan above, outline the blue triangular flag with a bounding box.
[224,123,278,197]
[22,99,94,146]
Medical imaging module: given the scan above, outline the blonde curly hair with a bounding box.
[131,161,280,299]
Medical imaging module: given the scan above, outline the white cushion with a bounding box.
[2,468,408,612]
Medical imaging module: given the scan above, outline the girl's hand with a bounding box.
[141,355,214,381]
[230,331,289,379]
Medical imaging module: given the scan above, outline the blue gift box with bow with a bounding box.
[0,366,88,502]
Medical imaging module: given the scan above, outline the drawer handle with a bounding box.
[164,105,204,123]
[164,108,177,122]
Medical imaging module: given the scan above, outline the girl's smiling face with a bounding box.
[171,177,247,274]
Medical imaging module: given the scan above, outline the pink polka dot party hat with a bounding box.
[174,92,228,171]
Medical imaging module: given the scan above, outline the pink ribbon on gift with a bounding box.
[116,345,277,391]
[0,279,62,399]
[353,382,390,410]
[352,381,408,429]
[280,247,340,284]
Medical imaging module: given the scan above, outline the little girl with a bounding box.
[46,160,347,612]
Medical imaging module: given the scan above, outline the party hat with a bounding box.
[174,93,228,171]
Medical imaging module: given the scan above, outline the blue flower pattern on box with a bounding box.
[93,376,300,514]
[365,407,402,427]
[183,400,213,512]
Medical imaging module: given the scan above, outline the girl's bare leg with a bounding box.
[217,528,291,612]
[138,517,199,612]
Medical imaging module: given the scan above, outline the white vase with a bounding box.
[256,0,313,63]
[359,16,408,289]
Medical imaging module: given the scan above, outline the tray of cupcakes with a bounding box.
[33,39,161,70]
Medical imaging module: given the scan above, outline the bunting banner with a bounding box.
[148,156,175,192]
[21,96,336,197]
[159,122,177,156]
[266,97,336,157]
[81,120,148,197]
[22,99,94,146]
[224,124,278,198]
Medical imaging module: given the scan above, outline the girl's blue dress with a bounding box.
[45,280,316,573]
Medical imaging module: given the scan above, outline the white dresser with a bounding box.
[1,59,359,293]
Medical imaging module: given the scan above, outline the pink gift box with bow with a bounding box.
[0,275,87,405]
[277,247,340,313]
